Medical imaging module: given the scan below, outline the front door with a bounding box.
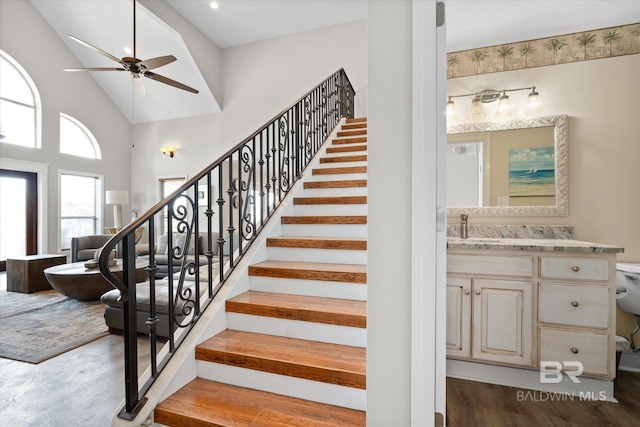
[0,169,37,271]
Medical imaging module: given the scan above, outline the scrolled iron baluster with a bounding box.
[279,114,290,192]
[239,143,256,241]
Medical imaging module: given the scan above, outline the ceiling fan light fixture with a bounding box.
[132,73,146,97]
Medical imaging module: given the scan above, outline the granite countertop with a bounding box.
[446,237,624,253]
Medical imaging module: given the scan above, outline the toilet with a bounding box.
[615,263,640,351]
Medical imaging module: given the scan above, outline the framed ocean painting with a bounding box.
[509,147,555,197]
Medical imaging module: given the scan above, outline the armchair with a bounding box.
[70,234,113,262]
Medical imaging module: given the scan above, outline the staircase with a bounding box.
[154,118,368,426]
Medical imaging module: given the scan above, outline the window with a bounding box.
[0,50,41,148]
[60,172,102,251]
[60,113,101,159]
[159,177,186,235]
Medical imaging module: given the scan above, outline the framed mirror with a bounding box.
[446,115,567,217]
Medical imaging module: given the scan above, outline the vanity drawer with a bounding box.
[539,283,609,329]
[539,257,609,282]
[448,254,533,277]
[539,328,608,376]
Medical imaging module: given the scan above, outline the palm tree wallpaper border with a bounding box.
[447,23,640,79]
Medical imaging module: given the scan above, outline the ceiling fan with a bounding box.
[64,0,198,96]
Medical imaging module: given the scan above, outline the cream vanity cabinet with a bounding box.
[447,253,534,366]
[447,244,619,380]
[537,255,616,378]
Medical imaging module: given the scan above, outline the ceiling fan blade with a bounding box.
[137,55,176,71]
[64,67,126,72]
[68,35,123,64]
[144,71,199,94]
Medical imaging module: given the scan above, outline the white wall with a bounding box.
[447,54,640,335]
[130,19,367,215]
[367,1,413,424]
[0,0,132,254]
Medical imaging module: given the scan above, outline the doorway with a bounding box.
[0,169,37,271]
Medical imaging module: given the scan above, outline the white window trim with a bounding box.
[0,50,42,149]
[58,169,104,252]
[59,113,102,159]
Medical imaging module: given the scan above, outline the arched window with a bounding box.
[60,113,102,159]
[0,50,41,148]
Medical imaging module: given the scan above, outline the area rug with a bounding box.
[0,292,108,364]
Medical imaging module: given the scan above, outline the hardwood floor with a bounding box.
[447,371,640,427]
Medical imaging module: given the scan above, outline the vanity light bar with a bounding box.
[447,86,544,122]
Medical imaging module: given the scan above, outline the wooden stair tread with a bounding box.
[332,136,367,145]
[294,195,367,205]
[154,378,366,427]
[281,215,367,225]
[320,154,367,164]
[312,166,367,175]
[346,117,367,124]
[341,122,367,130]
[249,260,366,284]
[326,144,367,154]
[227,291,366,328]
[304,179,367,189]
[197,330,366,389]
[267,236,367,250]
[337,129,367,137]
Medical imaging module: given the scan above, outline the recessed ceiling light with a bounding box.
[124,46,132,55]
[210,1,219,9]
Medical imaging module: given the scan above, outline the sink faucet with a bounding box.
[460,214,468,239]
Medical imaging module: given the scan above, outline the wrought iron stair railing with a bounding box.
[97,68,354,420]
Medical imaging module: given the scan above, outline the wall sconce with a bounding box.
[161,146,175,158]
[446,86,544,123]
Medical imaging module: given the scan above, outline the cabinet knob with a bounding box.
[571,301,580,308]
[571,347,579,354]
[464,290,470,295]
[475,290,481,296]
[571,266,580,272]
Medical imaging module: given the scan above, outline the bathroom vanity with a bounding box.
[445,235,624,399]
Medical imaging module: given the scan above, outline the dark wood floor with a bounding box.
[447,370,640,427]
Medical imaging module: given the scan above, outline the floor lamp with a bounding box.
[105,190,129,229]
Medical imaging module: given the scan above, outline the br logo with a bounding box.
[540,361,584,384]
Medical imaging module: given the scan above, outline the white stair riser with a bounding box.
[306,172,367,183]
[267,246,366,264]
[249,275,367,301]
[323,150,367,158]
[293,204,367,216]
[281,223,367,238]
[314,160,367,169]
[196,362,367,411]
[226,313,367,347]
[301,187,367,197]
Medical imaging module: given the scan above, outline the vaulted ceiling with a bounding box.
[30,0,640,124]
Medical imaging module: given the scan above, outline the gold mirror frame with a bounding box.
[446,115,568,217]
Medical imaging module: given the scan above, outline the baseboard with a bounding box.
[447,359,617,403]
[619,350,640,372]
